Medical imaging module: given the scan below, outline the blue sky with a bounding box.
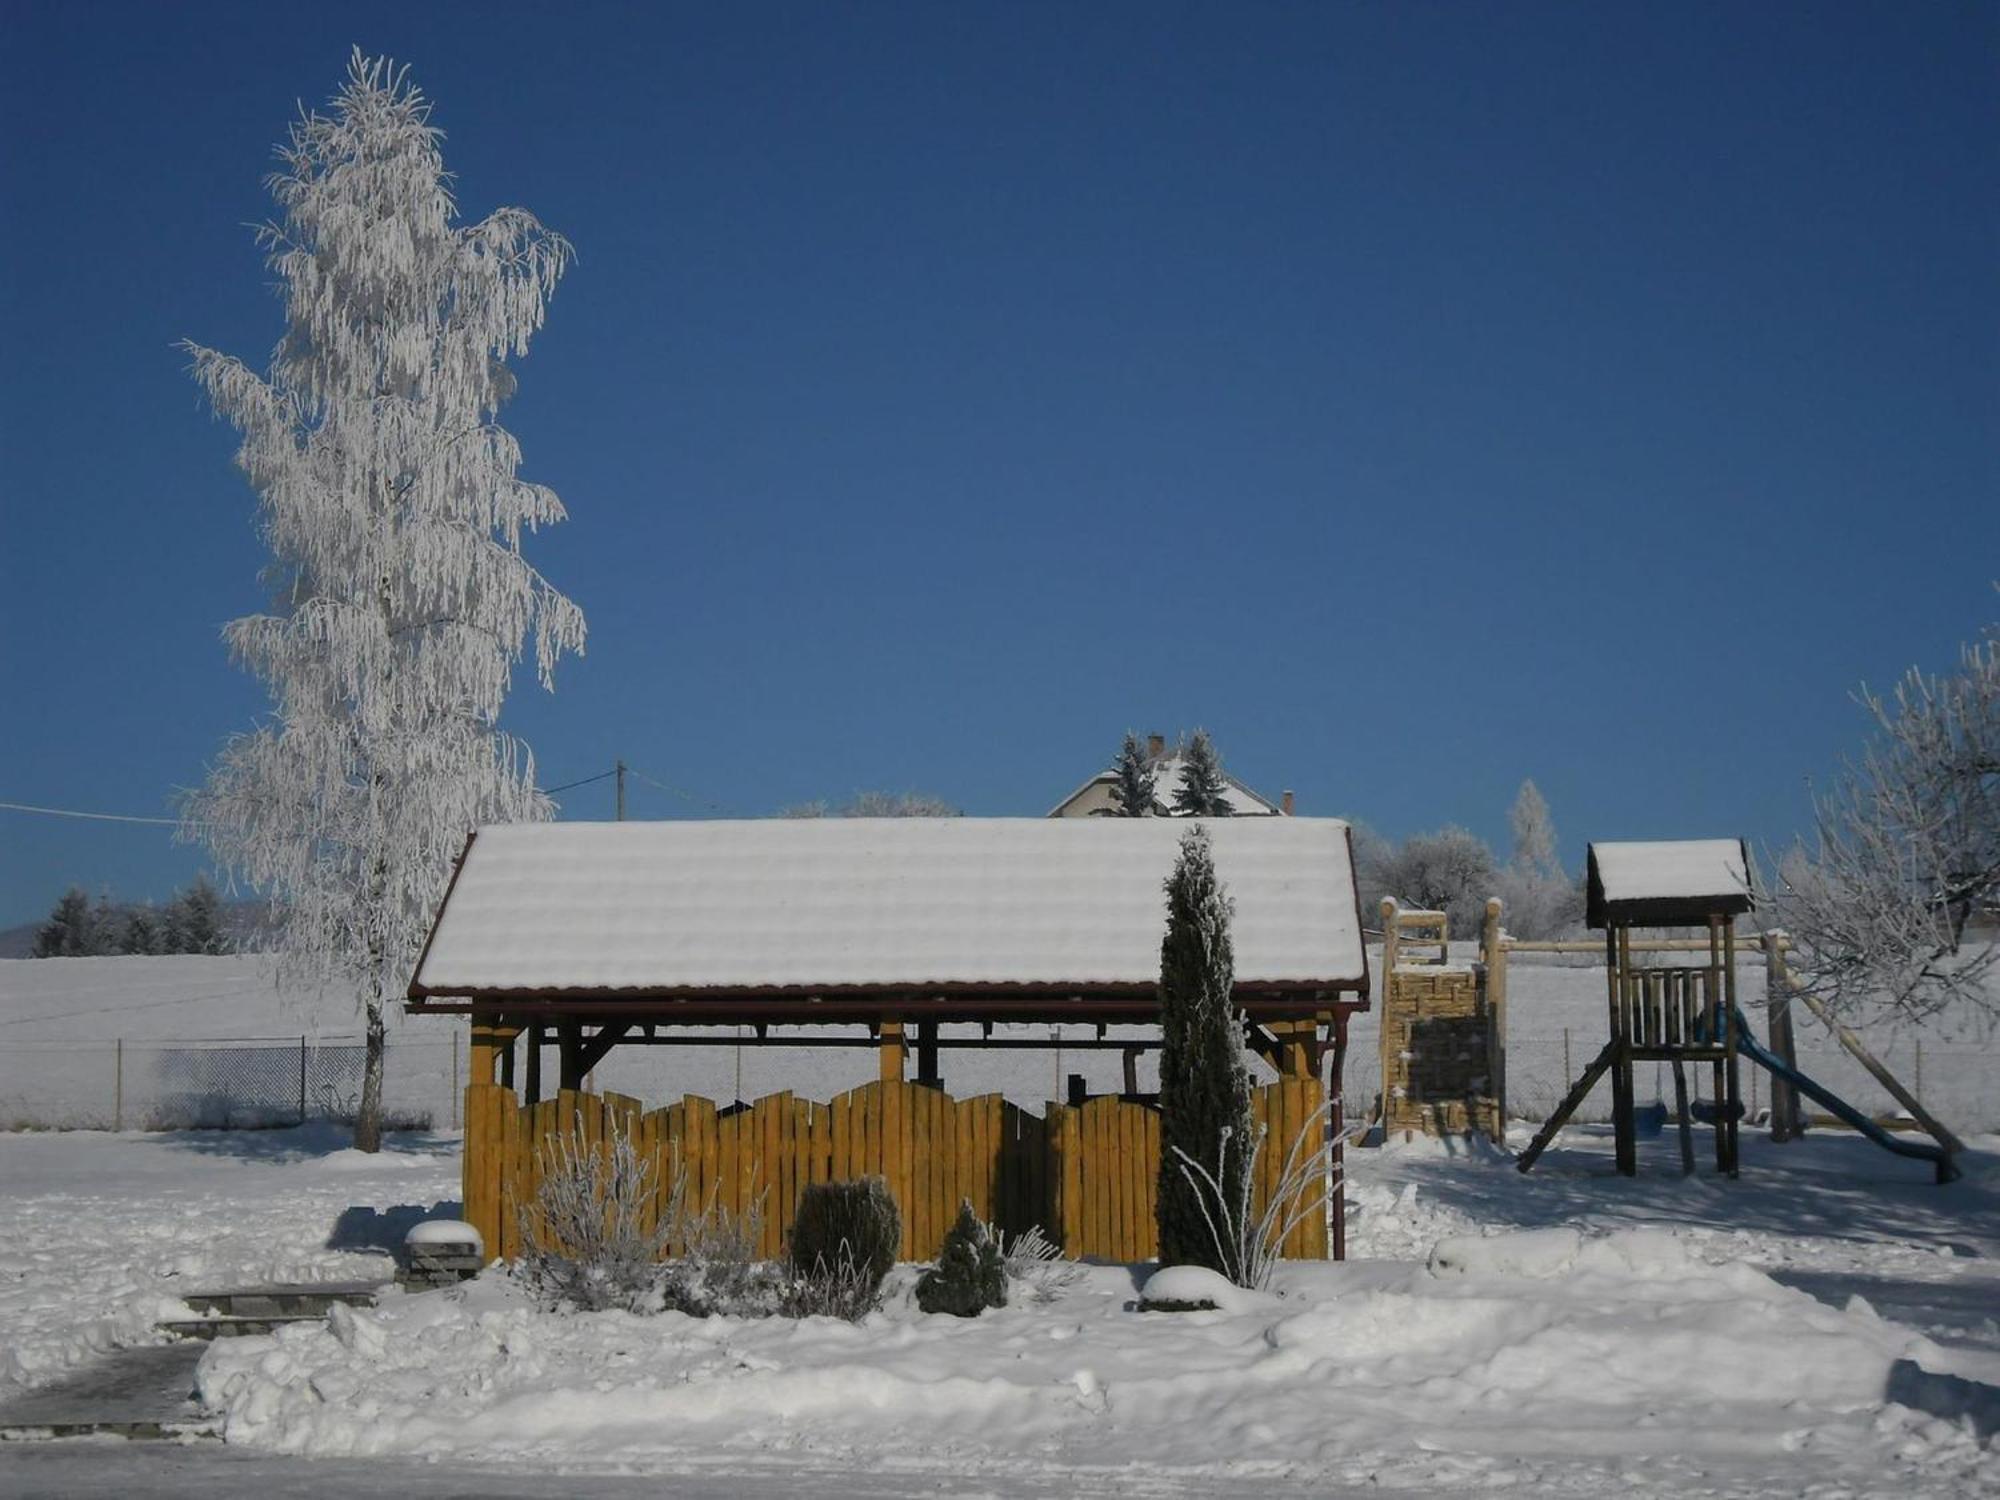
[1,2,1994,927]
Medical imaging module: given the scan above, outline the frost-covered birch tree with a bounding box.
[180,51,584,1150]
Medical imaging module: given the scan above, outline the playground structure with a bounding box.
[1377,899,1504,1140]
[1514,839,1961,1183]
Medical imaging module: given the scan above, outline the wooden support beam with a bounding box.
[468,1022,506,1088]
[1671,1060,1695,1175]
[524,1023,542,1106]
[915,1020,940,1087]
[568,1023,631,1086]
[877,1020,907,1083]
[557,1021,583,1091]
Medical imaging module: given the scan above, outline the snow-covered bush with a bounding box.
[998,1224,1086,1304]
[660,1195,781,1318]
[786,1178,899,1321]
[1169,1098,1333,1292]
[516,1116,678,1313]
[916,1201,1006,1317]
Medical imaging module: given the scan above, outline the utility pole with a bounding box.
[615,759,627,821]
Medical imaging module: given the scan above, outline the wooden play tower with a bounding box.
[1520,840,1752,1177]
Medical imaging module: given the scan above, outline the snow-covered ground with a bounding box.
[3,1121,1996,1496]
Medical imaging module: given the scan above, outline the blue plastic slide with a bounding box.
[1729,1007,1959,1183]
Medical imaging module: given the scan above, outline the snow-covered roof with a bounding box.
[410,817,1366,1003]
[1586,839,1754,929]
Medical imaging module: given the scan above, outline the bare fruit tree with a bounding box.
[180,51,584,1149]
[1773,622,1999,1023]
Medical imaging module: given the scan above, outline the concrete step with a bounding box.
[0,1343,214,1440]
[179,1281,383,1318]
[157,1314,327,1340]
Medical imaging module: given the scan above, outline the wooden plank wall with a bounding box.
[463,1076,1327,1266]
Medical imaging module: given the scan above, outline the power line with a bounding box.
[626,766,741,817]
[542,768,619,795]
[0,800,189,827]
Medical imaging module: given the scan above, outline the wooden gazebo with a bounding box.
[408,816,1371,1263]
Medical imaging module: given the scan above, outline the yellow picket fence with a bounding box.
[463,1075,1327,1265]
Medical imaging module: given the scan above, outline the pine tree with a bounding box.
[166,876,228,956]
[1171,729,1234,817]
[180,52,584,1150]
[1155,826,1252,1270]
[1107,732,1157,817]
[122,904,165,956]
[915,1200,1008,1317]
[32,888,97,957]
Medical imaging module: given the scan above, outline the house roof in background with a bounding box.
[1048,744,1284,818]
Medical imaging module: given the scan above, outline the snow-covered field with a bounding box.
[3,1120,1997,1496]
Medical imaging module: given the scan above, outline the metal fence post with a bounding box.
[299,1035,307,1125]
[114,1038,123,1132]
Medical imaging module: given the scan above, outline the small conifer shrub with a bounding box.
[916,1201,1008,1317]
[786,1178,900,1320]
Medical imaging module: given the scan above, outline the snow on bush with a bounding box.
[997,1224,1086,1304]
[516,1117,679,1313]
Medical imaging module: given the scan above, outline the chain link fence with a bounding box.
[1,1018,1991,1136]
[0,1035,459,1131]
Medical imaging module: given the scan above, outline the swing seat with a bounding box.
[1634,1101,1668,1137]
[1689,1097,1745,1126]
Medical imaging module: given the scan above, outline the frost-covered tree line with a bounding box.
[30,876,232,957]
[180,51,583,1150]
[780,790,962,818]
[1350,780,1583,940]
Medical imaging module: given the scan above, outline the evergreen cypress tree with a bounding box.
[1107,732,1158,817]
[32,888,97,957]
[1171,729,1234,817]
[1155,826,1252,1270]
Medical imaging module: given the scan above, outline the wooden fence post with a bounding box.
[1762,931,1800,1141]
[1379,898,1398,1134]
[1482,897,1508,1132]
